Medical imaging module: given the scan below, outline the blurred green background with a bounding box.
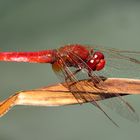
[0,0,140,140]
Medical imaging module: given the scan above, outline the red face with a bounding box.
[86,51,106,71]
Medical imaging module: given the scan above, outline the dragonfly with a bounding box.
[0,44,140,126]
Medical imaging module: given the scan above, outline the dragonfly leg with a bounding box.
[65,68,81,81]
[88,71,106,90]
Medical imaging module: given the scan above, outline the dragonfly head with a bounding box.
[86,51,106,71]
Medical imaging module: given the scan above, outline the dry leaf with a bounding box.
[0,78,140,117]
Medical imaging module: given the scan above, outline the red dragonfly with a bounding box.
[0,44,140,126]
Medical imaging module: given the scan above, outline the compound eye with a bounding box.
[96,59,106,71]
[94,52,104,59]
[86,58,96,71]
[86,51,106,71]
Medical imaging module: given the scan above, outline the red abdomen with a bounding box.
[0,50,56,63]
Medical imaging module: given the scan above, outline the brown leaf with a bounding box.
[0,78,140,117]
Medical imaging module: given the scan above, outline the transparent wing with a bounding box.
[85,45,140,121]
[52,49,119,126]
[90,45,140,78]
